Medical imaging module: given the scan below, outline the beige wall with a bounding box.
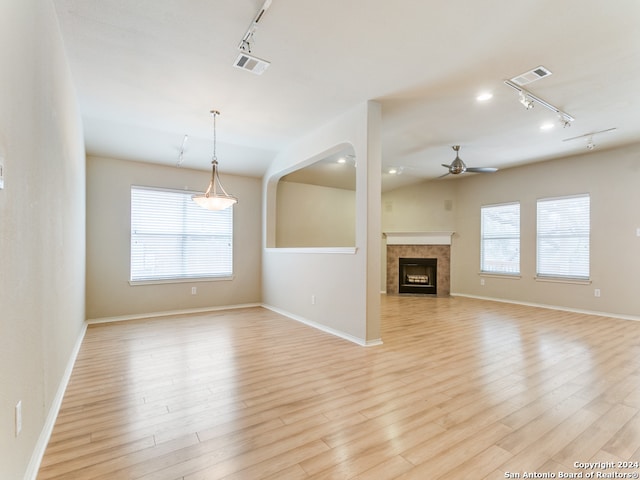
[383,143,640,318]
[276,181,356,247]
[86,156,263,319]
[381,180,457,291]
[0,0,86,478]
[453,144,640,317]
[382,180,457,233]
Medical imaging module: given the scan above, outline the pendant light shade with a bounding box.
[192,110,238,210]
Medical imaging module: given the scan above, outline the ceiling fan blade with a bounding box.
[438,172,450,178]
[441,164,451,169]
[465,167,498,173]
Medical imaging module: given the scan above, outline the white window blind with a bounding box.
[537,194,590,280]
[480,202,520,274]
[130,186,233,282]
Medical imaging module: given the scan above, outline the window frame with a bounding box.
[480,201,521,276]
[129,185,234,285]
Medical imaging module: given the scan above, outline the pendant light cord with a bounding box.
[211,109,220,164]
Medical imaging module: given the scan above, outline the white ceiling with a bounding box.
[52,0,640,191]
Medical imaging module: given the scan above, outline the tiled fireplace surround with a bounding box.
[385,232,452,296]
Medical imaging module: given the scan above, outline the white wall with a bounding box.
[262,102,382,344]
[452,144,640,317]
[86,155,263,320]
[0,0,86,478]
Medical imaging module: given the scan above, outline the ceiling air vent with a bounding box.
[233,52,270,75]
[510,65,552,86]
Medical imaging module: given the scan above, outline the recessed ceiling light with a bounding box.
[476,92,493,102]
[337,158,346,164]
[388,168,398,174]
[540,122,554,131]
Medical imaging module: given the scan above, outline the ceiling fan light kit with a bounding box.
[440,145,498,177]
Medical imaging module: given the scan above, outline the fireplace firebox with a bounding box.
[398,258,437,295]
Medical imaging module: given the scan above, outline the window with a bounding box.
[537,194,590,280]
[480,202,520,274]
[130,186,233,282]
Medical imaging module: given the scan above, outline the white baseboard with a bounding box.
[88,303,384,346]
[262,304,383,347]
[86,303,262,324]
[24,322,87,480]
[450,292,640,322]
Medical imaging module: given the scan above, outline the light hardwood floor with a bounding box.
[38,296,640,479]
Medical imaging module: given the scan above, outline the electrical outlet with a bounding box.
[15,401,22,436]
[311,294,316,305]
[480,278,485,286]
[594,288,601,297]
[191,287,197,295]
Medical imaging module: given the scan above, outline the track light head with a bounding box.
[519,92,534,110]
[558,114,573,128]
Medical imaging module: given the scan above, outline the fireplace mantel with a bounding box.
[384,231,454,246]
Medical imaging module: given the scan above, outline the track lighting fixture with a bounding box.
[505,80,574,126]
[233,0,272,75]
[519,91,534,110]
[176,134,189,167]
[562,127,616,151]
[238,0,272,52]
[192,110,238,211]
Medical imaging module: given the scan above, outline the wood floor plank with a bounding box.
[300,418,445,477]
[441,445,513,479]
[602,410,640,459]
[497,406,601,473]
[37,297,640,479]
[218,440,329,480]
[87,434,201,480]
[353,455,415,480]
[496,392,600,455]
[37,435,161,479]
[552,403,638,466]
[260,463,309,480]
[395,422,513,479]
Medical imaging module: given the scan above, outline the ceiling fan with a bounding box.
[441,145,498,176]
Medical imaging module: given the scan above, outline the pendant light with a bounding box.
[192,110,238,210]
